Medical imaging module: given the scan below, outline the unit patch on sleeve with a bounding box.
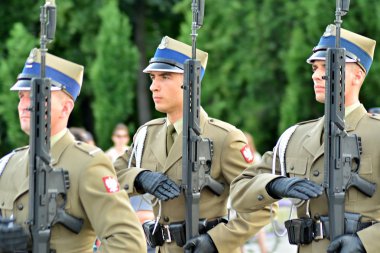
[240,144,254,163]
[102,176,120,193]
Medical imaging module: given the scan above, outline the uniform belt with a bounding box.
[144,218,227,247]
[161,218,225,242]
[313,215,377,240]
[284,212,377,245]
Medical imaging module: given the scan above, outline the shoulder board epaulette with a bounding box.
[368,113,380,121]
[297,117,321,126]
[74,142,102,157]
[208,118,235,132]
[144,118,166,126]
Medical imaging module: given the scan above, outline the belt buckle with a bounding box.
[162,224,172,243]
[314,219,324,241]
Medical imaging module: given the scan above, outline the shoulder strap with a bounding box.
[0,151,15,177]
[272,125,298,176]
[128,126,158,209]
[128,125,148,168]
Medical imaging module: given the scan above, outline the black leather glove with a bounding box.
[0,218,28,252]
[327,234,365,253]
[266,177,323,200]
[134,171,180,201]
[183,233,217,253]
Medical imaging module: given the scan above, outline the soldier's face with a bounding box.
[311,60,361,105]
[18,90,74,135]
[311,61,327,103]
[18,91,32,134]
[149,71,184,121]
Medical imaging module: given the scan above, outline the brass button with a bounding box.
[164,216,170,222]
[17,204,24,210]
[257,195,264,201]
[313,170,320,177]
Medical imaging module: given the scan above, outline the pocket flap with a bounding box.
[287,157,308,175]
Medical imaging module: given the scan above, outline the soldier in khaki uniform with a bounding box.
[230,25,380,253]
[114,36,274,253]
[0,49,146,253]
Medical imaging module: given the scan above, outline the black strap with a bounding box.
[158,218,227,246]
[313,217,376,240]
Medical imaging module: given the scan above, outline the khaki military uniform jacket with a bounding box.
[230,104,380,253]
[115,109,273,253]
[0,131,146,253]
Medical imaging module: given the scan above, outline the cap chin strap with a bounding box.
[312,46,360,63]
[15,74,66,90]
[311,46,367,73]
[149,57,184,70]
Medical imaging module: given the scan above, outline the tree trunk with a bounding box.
[134,0,151,125]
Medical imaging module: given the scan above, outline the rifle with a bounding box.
[323,0,376,241]
[182,0,224,250]
[28,1,82,252]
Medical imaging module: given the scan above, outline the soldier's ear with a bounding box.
[349,64,365,86]
[61,94,74,117]
[355,66,366,85]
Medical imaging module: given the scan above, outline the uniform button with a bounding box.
[1,202,4,206]
[17,204,24,210]
[290,166,294,171]
[164,216,170,222]
[257,195,264,201]
[124,184,129,190]
[313,170,320,177]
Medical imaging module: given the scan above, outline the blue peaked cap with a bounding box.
[143,36,208,79]
[307,24,376,73]
[11,48,84,101]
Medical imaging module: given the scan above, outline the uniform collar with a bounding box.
[303,104,366,160]
[51,128,68,147]
[161,108,208,172]
[345,102,361,117]
[167,118,183,136]
[167,107,208,135]
[345,103,367,131]
[51,130,76,166]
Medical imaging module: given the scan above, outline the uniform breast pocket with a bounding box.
[286,157,308,177]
